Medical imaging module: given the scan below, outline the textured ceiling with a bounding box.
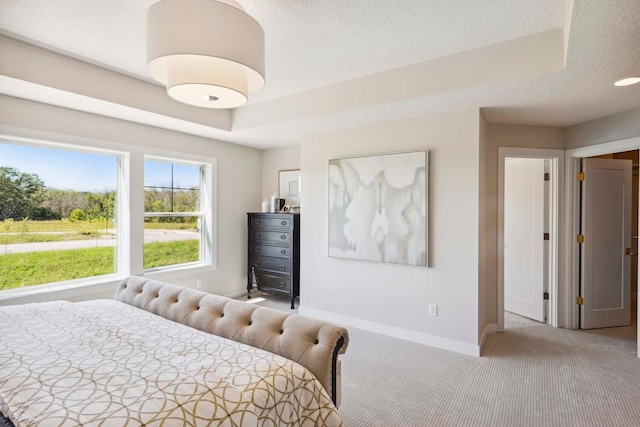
[0,0,565,103]
[0,0,639,148]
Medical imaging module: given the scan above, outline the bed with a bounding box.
[0,277,349,426]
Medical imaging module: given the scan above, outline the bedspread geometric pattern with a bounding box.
[0,300,345,427]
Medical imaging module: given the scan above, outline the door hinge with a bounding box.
[543,291,549,300]
[577,172,585,181]
[576,296,584,305]
[543,232,550,241]
[544,172,550,181]
[577,234,584,243]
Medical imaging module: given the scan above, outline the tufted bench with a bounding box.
[115,276,349,406]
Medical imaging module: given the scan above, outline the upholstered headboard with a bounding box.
[114,277,349,405]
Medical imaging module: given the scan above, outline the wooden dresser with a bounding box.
[247,213,300,309]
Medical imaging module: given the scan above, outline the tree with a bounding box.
[44,189,87,218]
[84,191,116,234]
[0,167,46,221]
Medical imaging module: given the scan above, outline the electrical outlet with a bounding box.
[429,304,438,317]
[196,278,203,289]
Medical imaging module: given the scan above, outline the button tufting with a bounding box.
[279,330,284,334]
[196,306,200,311]
[314,339,319,344]
[220,313,225,318]
[122,284,127,289]
[248,321,252,326]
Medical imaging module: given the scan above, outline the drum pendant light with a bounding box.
[146,0,265,109]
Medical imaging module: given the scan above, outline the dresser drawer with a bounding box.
[251,230,291,244]
[251,216,292,229]
[255,272,291,292]
[251,257,290,273]
[251,244,291,258]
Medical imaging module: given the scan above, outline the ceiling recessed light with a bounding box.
[613,77,640,87]
[202,95,219,102]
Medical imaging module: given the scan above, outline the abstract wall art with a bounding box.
[328,150,428,266]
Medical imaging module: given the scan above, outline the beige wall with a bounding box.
[261,145,301,201]
[0,95,263,304]
[299,109,482,354]
[565,107,640,149]
[482,124,565,326]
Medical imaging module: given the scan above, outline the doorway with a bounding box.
[504,158,549,326]
[498,148,564,333]
[564,137,640,357]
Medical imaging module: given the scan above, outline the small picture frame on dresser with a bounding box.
[278,169,301,208]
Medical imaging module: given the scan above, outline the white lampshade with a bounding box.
[146,0,265,109]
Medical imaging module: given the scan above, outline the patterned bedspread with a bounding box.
[0,300,345,427]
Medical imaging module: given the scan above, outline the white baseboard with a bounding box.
[224,290,248,299]
[479,323,498,355]
[299,306,482,357]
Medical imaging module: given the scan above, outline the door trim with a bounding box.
[498,147,564,333]
[564,137,640,342]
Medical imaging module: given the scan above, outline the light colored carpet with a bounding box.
[237,294,640,427]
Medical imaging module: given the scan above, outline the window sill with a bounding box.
[144,262,216,282]
[0,264,216,305]
[0,274,124,303]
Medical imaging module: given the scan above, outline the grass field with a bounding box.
[0,240,199,291]
[1,219,198,245]
[1,232,105,245]
[2,219,197,232]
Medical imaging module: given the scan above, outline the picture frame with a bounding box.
[278,169,301,207]
[328,150,428,267]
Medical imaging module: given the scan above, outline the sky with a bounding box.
[0,141,200,192]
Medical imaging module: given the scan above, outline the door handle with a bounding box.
[626,248,637,256]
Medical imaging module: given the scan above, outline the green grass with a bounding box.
[144,240,200,269]
[0,240,199,291]
[0,232,106,245]
[144,222,199,231]
[0,220,197,245]
[1,220,113,233]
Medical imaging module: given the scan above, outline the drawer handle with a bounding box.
[279,282,285,288]
[281,220,287,225]
[255,232,261,238]
[280,235,286,239]
[280,265,285,270]
[254,219,260,225]
[255,247,260,252]
[281,249,286,254]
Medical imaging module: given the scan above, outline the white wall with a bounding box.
[299,109,482,355]
[0,95,262,304]
[261,145,301,201]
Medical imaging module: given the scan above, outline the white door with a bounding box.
[581,158,632,329]
[504,158,546,322]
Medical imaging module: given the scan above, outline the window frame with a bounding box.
[0,134,217,298]
[142,156,209,272]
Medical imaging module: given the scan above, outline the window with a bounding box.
[0,136,216,295]
[0,140,118,292]
[143,159,203,270]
